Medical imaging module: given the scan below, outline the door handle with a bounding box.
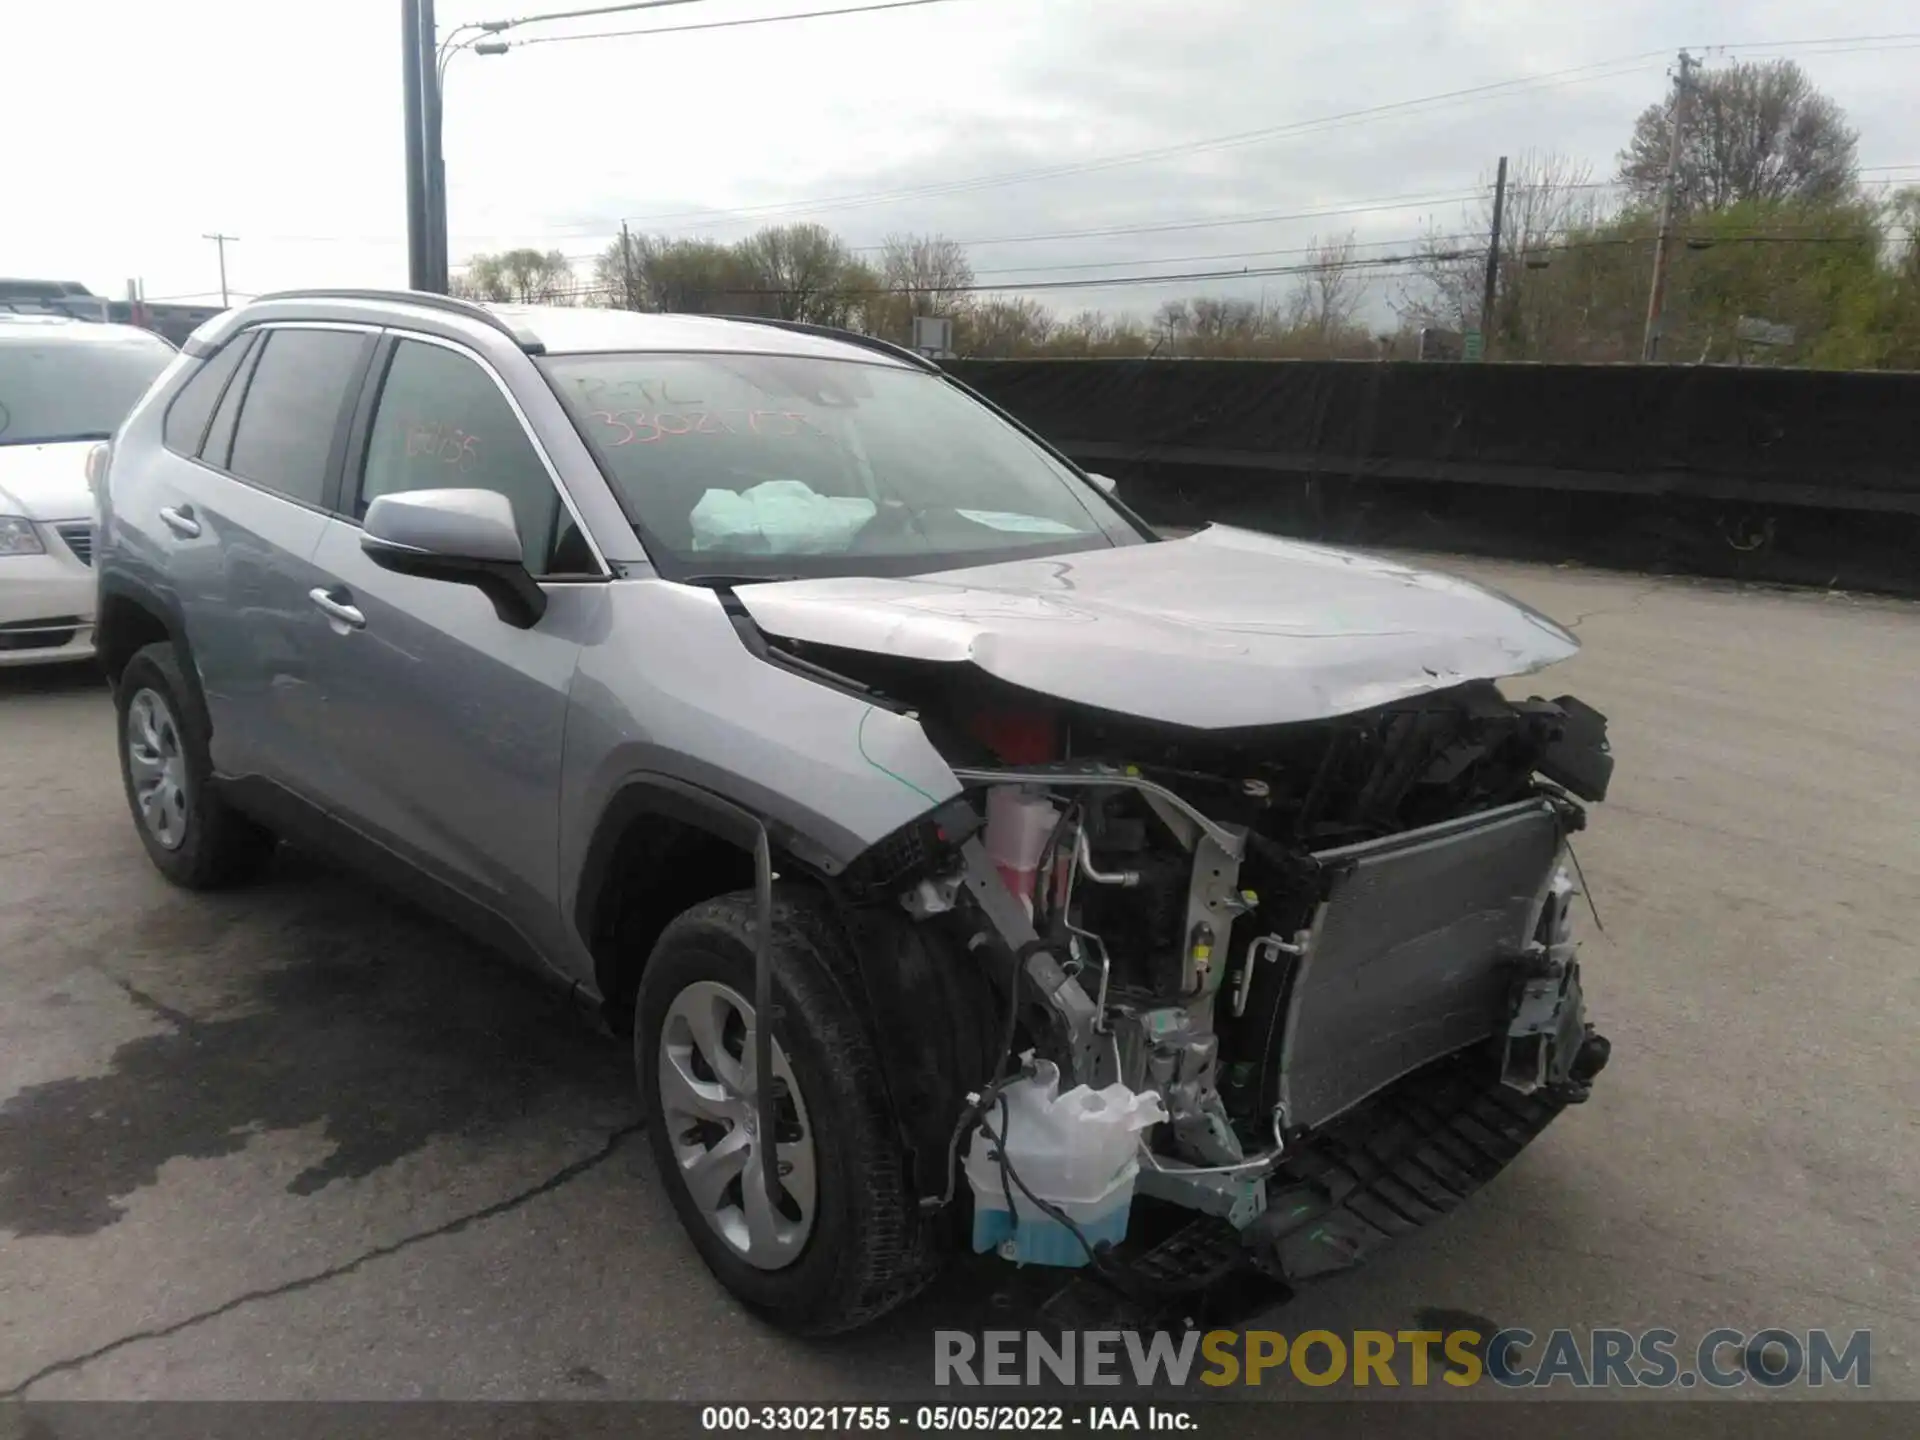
[158,505,200,539]
[309,588,366,629]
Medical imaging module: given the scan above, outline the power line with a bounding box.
[482,0,707,30]
[616,53,1675,233]
[606,29,1920,236]
[1708,30,1920,53]
[535,220,1908,307]
[970,235,1477,277]
[507,0,968,50]
[894,190,1492,251]
[140,290,259,304]
[499,222,1911,279]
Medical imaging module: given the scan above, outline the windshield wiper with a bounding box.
[0,430,113,447]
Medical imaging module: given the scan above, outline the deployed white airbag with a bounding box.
[690,480,875,554]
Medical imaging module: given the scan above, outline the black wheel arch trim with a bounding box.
[96,570,191,669]
[94,570,207,724]
[579,773,986,1207]
[575,773,807,959]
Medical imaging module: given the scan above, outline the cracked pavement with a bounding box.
[1,556,1915,1400]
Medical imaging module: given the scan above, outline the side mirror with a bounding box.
[361,488,546,628]
[1086,472,1118,496]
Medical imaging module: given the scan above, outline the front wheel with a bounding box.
[636,889,942,1334]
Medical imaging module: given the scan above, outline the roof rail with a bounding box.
[246,288,544,352]
[711,314,941,372]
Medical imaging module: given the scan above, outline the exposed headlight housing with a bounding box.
[0,516,46,557]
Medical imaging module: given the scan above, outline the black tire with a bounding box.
[114,641,275,890]
[636,887,943,1335]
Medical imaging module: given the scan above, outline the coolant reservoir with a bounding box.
[965,1060,1167,1267]
[983,786,1059,918]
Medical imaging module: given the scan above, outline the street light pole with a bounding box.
[420,1,705,296]
[420,0,448,292]
[402,0,431,290]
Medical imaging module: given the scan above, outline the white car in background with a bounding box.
[1,315,177,665]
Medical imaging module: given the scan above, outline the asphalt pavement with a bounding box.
[1,555,1915,1402]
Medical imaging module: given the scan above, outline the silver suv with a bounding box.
[97,289,1613,1333]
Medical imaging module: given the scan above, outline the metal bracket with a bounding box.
[1233,931,1304,1018]
[958,836,1104,1084]
[750,825,780,1217]
[951,764,1246,859]
[900,874,962,919]
[1183,831,1248,997]
[1135,1163,1269,1229]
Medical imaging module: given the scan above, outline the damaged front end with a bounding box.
[835,669,1615,1290]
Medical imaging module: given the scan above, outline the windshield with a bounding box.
[0,331,176,446]
[541,351,1143,580]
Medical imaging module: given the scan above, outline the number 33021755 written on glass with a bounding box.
[405,420,480,468]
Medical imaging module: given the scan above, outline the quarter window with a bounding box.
[162,332,253,458]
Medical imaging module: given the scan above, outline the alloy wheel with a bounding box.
[126,687,190,852]
[658,978,818,1270]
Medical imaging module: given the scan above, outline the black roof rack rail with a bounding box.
[246,288,544,352]
[711,314,941,372]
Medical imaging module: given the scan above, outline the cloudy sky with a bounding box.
[8,0,1917,321]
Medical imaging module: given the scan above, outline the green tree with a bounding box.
[734,223,872,325]
[453,248,576,304]
[594,234,760,313]
[1620,60,1859,213]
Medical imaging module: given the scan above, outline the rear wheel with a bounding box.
[115,642,275,889]
[636,889,942,1334]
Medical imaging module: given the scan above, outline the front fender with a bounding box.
[558,578,962,954]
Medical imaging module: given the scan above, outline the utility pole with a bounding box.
[620,221,638,310]
[402,0,431,290]
[1642,49,1696,362]
[202,234,239,308]
[1478,155,1507,361]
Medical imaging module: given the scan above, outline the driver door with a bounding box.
[303,333,607,964]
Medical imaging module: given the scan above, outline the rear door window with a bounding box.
[225,328,370,507]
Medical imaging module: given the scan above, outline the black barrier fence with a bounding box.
[941,358,1920,594]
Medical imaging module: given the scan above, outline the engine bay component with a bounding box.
[965,1059,1167,1267]
[871,678,1611,1292]
[1271,797,1567,1133]
[982,785,1062,919]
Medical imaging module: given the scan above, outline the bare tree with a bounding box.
[1619,59,1859,213]
[1047,309,1152,357]
[454,248,576,304]
[959,296,1055,356]
[1281,232,1365,344]
[860,233,972,341]
[879,233,974,312]
[735,223,869,325]
[1397,150,1608,348]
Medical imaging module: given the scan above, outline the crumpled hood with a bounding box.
[733,525,1580,729]
[0,442,94,521]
